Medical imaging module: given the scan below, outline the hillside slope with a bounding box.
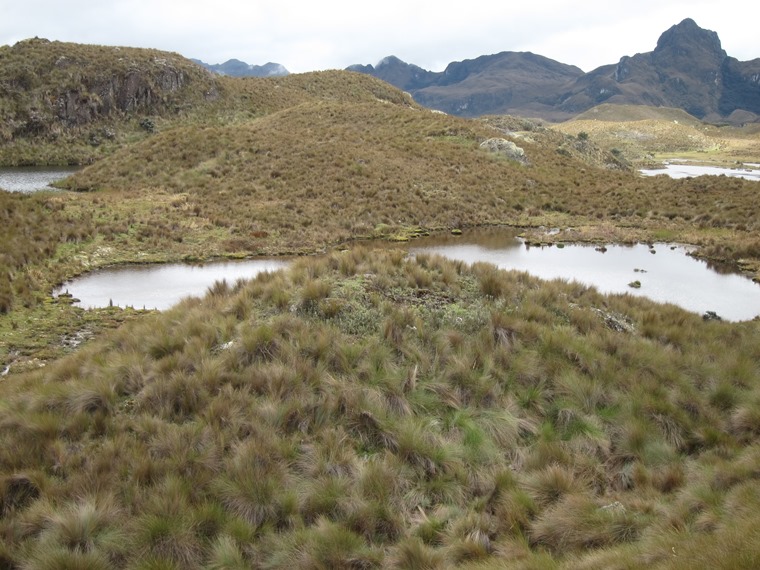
[553,104,760,164]
[0,39,409,165]
[2,248,760,568]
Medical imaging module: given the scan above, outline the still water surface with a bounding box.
[640,163,760,181]
[409,231,760,322]
[0,167,78,192]
[56,231,760,321]
[55,259,289,311]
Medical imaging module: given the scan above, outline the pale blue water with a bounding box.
[411,233,760,322]
[55,259,290,310]
[53,232,760,320]
[0,167,79,192]
[640,163,760,181]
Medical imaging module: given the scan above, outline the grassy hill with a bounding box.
[1,40,760,569]
[2,247,760,568]
[0,38,410,166]
[57,98,594,252]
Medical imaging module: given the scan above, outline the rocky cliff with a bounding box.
[0,38,222,144]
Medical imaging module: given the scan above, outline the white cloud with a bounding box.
[0,0,757,73]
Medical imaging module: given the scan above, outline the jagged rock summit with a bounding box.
[349,19,760,123]
[191,58,289,78]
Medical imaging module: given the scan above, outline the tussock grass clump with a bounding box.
[1,248,760,567]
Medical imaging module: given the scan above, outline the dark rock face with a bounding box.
[54,67,190,126]
[720,57,760,116]
[349,19,760,122]
[0,39,222,139]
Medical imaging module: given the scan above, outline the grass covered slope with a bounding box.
[58,94,760,265]
[1,248,759,568]
[553,104,760,165]
[0,36,412,165]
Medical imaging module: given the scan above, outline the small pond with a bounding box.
[54,259,290,311]
[0,167,79,193]
[54,231,760,320]
[640,162,760,181]
[409,231,760,322]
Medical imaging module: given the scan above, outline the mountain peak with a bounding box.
[191,58,289,78]
[377,55,408,68]
[655,18,725,60]
[347,19,758,122]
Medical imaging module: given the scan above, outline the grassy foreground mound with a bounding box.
[1,248,759,568]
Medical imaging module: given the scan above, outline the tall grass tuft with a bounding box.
[530,494,645,553]
[388,536,445,569]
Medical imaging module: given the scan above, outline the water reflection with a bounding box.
[640,163,760,181]
[55,259,290,311]
[52,230,760,320]
[410,231,760,322]
[0,167,79,193]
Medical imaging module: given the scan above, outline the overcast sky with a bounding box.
[1,1,757,74]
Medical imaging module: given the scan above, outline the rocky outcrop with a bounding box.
[479,138,525,162]
[55,64,197,126]
[1,38,222,139]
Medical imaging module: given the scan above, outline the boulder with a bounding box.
[479,138,525,162]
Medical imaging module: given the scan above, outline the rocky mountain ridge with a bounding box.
[191,58,289,77]
[349,19,760,123]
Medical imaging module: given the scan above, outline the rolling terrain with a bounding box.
[1,38,760,569]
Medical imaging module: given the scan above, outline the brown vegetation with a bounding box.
[1,249,759,568]
[1,40,760,568]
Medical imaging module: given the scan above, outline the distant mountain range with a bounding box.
[191,58,289,78]
[347,19,760,124]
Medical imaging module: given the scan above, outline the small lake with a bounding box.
[410,231,760,322]
[640,162,760,181]
[53,232,760,321]
[54,259,290,310]
[0,167,79,193]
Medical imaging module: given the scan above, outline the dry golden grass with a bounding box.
[553,104,760,165]
[2,41,760,568]
[1,248,759,567]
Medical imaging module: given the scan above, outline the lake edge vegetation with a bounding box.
[1,247,759,569]
[1,38,760,569]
